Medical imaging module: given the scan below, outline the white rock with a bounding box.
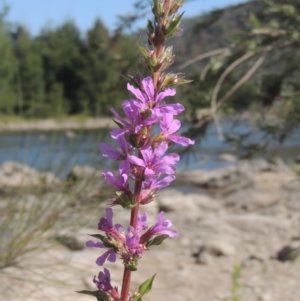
[205,240,236,256]
[218,153,237,162]
[197,251,214,265]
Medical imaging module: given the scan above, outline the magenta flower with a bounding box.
[98,208,124,239]
[127,77,176,107]
[99,135,134,161]
[137,212,148,231]
[140,211,178,244]
[93,268,112,291]
[149,211,178,237]
[140,175,175,204]
[125,226,146,259]
[86,240,117,266]
[102,161,130,192]
[128,77,184,117]
[93,268,120,300]
[127,141,179,176]
[142,174,176,190]
[110,100,156,139]
[160,114,195,146]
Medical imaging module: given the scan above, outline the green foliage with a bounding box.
[0,22,17,114]
[77,290,107,301]
[231,265,242,301]
[172,0,300,148]
[0,11,139,119]
[132,274,156,301]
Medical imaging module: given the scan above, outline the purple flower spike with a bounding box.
[127,141,179,176]
[160,114,195,146]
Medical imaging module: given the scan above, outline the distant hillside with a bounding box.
[172,0,260,74]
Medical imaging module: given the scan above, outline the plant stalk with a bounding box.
[120,151,143,301]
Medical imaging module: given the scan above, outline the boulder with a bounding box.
[0,161,60,188]
[158,189,219,214]
[67,165,102,181]
[176,166,252,196]
[204,240,236,256]
[218,153,237,162]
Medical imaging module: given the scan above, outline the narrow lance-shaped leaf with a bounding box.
[132,274,156,301]
[77,290,107,301]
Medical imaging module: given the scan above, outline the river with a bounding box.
[0,121,299,178]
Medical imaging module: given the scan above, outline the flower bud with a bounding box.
[124,254,139,271]
[115,191,136,208]
[164,13,184,38]
[130,165,145,181]
[140,189,157,205]
[169,0,184,15]
[126,127,150,148]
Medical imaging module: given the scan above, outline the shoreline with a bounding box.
[0,117,116,132]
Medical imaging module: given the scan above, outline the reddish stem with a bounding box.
[120,152,143,301]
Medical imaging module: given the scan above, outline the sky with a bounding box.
[4,0,247,36]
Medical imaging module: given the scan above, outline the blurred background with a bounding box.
[0,1,300,301]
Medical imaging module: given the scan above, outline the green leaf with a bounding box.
[76,290,107,301]
[132,274,156,301]
[164,12,184,38]
[249,12,261,29]
[137,44,149,59]
[146,234,169,247]
[89,234,105,240]
[113,118,125,129]
[115,191,136,208]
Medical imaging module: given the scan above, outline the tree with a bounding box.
[0,11,17,115]
[36,21,83,116]
[12,25,45,116]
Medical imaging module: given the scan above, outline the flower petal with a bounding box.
[142,77,155,101]
[154,103,184,116]
[86,240,105,248]
[99,143,122,160]
[156,87,176,103]
[96,250,114,266]
[127,155,145,167]
[169,135,195,146]
[127,83,146,103]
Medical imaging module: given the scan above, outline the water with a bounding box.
[0,121,299,178]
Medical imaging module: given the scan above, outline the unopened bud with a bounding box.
[115,191,136,208]
[126,126,150,148]
[169,0,184,15]
[164,12,184,38]
[130,165,145,181]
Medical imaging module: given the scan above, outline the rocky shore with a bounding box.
[1,159,300,301]
[0,118,115,132]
